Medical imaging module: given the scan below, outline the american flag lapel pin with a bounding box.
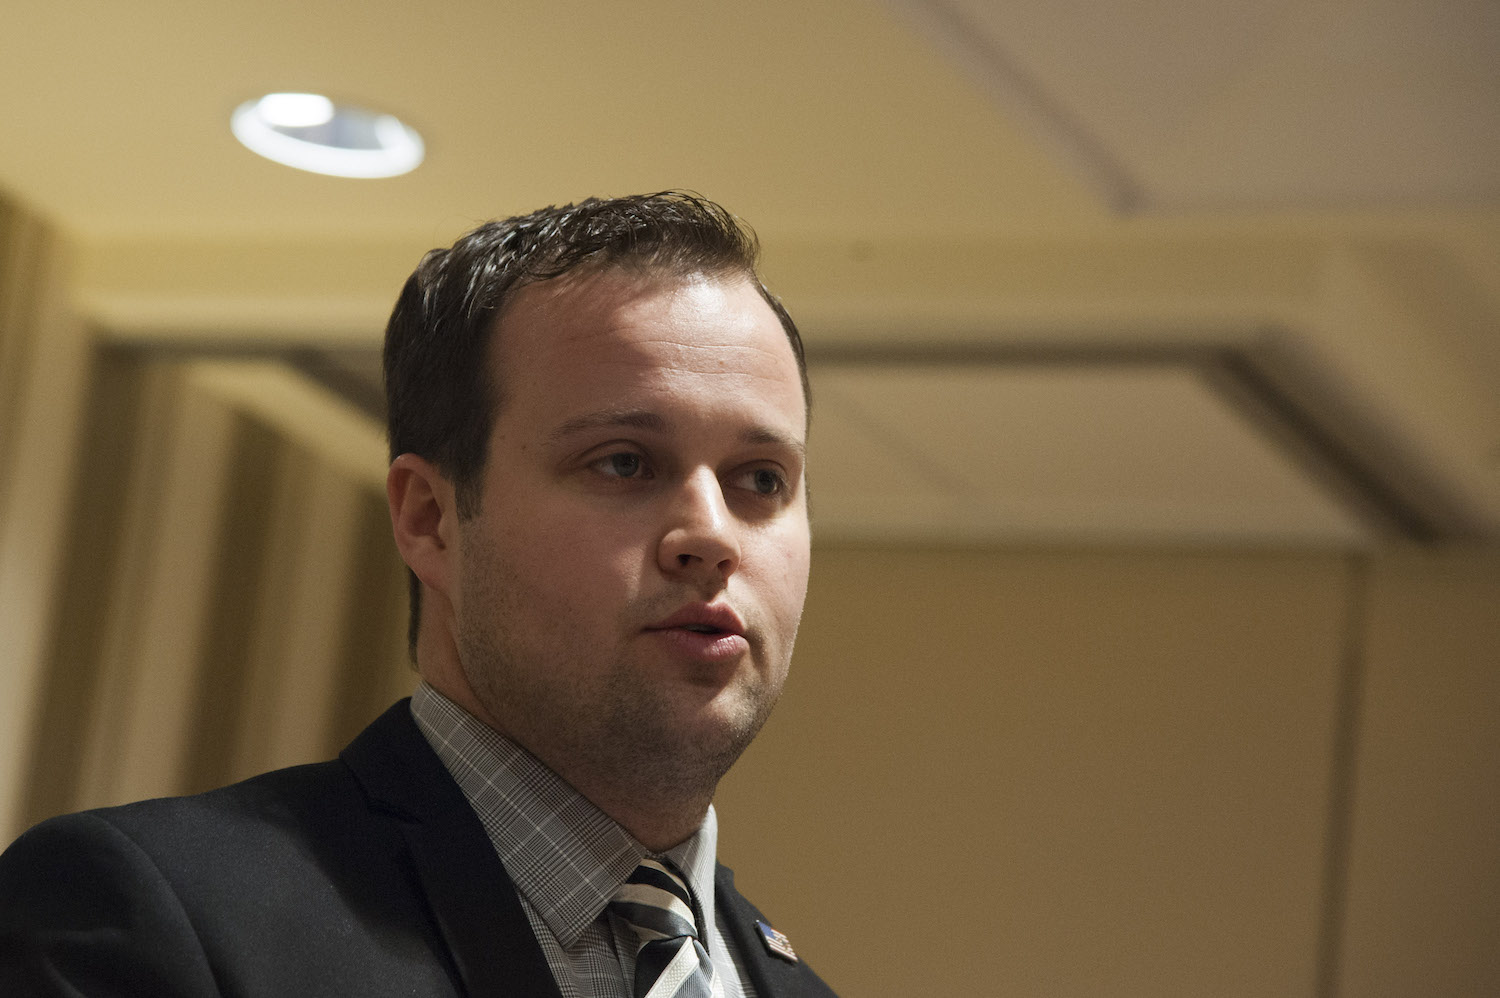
[754,919,799,963]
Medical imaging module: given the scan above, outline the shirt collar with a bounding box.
[663,802,722,950]
[409,682,722,949]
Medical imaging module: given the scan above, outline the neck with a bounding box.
[416,667,717,852]
[414,610,727,852]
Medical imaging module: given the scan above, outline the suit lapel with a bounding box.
[716,864,835,998]
[342,701,562,998]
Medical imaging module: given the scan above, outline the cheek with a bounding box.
[512,506,654,599]
[757,531,812,624]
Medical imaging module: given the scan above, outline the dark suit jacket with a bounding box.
[0,701,836,997]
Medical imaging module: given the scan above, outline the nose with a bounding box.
[657,468,741,586]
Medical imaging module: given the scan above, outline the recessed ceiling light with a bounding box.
[231,93,424,179]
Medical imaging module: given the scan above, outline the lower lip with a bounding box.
[646,628,750,662]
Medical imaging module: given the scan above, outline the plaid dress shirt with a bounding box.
[410,682,755,998]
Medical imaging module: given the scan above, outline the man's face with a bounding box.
[450,267,810,803]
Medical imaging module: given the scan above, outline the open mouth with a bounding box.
[647,603,747,647]
[644,603,750,663]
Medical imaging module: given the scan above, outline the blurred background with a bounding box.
[1,1,1497,994]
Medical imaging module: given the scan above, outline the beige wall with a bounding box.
[6,356,1498,996]
[1339,552,1500,997]
[3,199,1496,997]
[0,194,91,832]
[718,545,1500,997]
[11,350,414,827]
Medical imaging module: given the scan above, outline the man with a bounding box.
[0,193,836,997]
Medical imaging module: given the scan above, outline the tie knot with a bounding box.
[610,858,702,944]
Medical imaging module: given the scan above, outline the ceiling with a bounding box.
[4,0,1498,546]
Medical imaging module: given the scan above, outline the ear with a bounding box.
[387,453,459,599]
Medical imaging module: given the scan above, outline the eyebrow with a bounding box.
[551,408,668,441]
[550,408,805,457]
[743,426,807,459]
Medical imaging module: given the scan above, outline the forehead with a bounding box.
[487,268,805,424]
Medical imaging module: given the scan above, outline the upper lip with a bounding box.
[647,603,746,636]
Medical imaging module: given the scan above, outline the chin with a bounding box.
[698,687,781,756]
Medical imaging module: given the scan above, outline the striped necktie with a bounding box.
[610,858,725,998]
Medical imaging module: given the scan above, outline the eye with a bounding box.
[733,466,789,497]
[594,452,650,479]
